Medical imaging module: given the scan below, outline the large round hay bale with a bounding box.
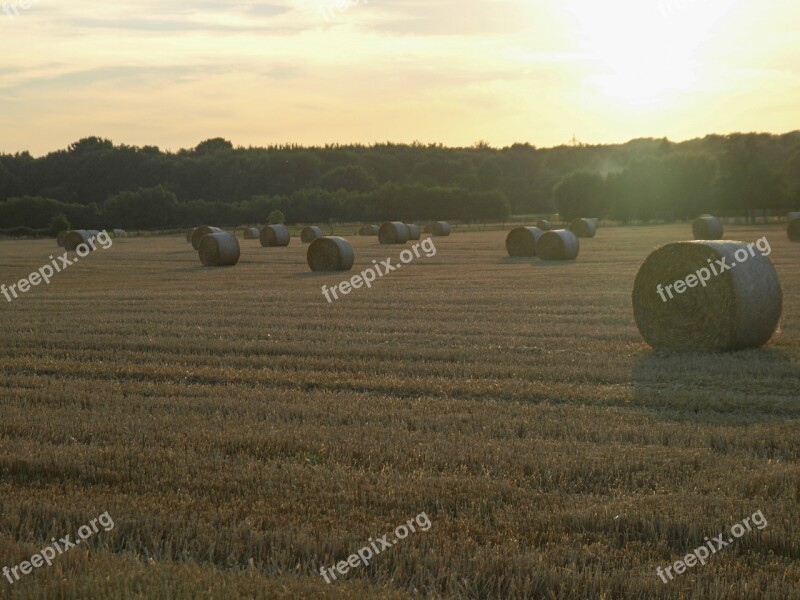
[56,230,69,247]
[536,229,580,261]
[406,224,421,240]
[692,215,723,240]
[632,241,782,352]
[536,219,552,231]
[260,224,290,247]
[379,221,410,244]
[307,236,354,272]
[191,226,222,250]
[788,218,800,242]
[198,232,240,267]
[425,221,451,236]
[186,228,196,243]
[301,226,325,243]
[242,227,260,240]
[63,230,97,252]
[506,226,544,257]
[358,224,379,236]
[569,218,597,238]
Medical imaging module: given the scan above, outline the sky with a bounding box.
[0,0,798,156]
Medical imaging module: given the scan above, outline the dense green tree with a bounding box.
[49,213,70,235]
[553,170,606,221]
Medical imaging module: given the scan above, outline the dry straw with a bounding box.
[692,215,723,240]
[260,224,290,247]
[425,221,451,236]
[191,226,222,250]
[63,230,98,252]
[358,225,379,236]
[406,224,421,240]
[186,228,196,243]
[198,231,240,267]
[242,227,260,240]
[379,221,410,244]
[536,219,552,231]
[307,236,354,272]
[56,230,69,247]
[569,218,597,238]
[632,241,782,352]
[506,226,544,257]
[536,229,580,260]
[301,226,325,243]
[788,218,800,242]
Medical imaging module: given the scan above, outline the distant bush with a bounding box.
[268,209,285,225]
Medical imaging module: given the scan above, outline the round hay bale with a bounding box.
[536,219,552,231]
[301,226,324,243]
[506,226,544,257]
[112,229,126,237]
[406,224,421,240]
[787,218,800,242]
[569,218,597,238]
[358,224,379,236]
[63,230,97,252]
[260,224,290,247]
[191,226,222,250]
[307,236,354,272]
[56,230,69,247]
[788,212,800,222]
[426,221,451,236]
[243,227,260,240]
[632,241,782,352]
[379,221,410,244]
[692,215,723,240]
[198,231,240,267]
[186,228,196,243]
[536,229,580,261]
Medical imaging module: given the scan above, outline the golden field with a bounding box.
[0,225,798,599]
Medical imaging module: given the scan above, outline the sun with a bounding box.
[563,0,737,107]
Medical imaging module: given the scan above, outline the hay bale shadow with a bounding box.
[632,348,800,424]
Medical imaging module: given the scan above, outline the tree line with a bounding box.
[0,132,798,232]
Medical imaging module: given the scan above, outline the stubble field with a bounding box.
[0,224,798,599]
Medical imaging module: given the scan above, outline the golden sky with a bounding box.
[0,0,798,155]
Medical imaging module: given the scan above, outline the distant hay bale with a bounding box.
[788,218,800,242]
[56,230,69,247]
[260,224,290,247]
[379,221,410,244]
[63,230,98,252]
[788,212,800,221]
[186,228,196,243]
[536,219,552,231]
[632,241,782,352]
[198,231,240,267]
[191,226,222,250]
[536,229,580,261]
[243,227,260,240]
[307,236,354,272]
[569,218,597,238]
[406,224,421,240]
[358,225,379,236]
[425,221,451,236]
[692,215,723,240]
[112,229,126,237]
[505,226,544,257]
[301,226,325,243]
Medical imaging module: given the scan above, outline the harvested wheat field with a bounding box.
[0,225,799,599]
